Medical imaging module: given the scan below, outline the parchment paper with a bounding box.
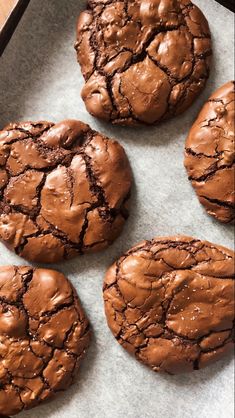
[0,1,234,417]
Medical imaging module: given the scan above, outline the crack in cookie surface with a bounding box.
[75,0,212,125]
[103,236,234,374]
[0,119,132,263]
[0,266,91,416]
[184,81,235,223]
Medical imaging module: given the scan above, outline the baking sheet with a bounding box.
[0,1,234,417]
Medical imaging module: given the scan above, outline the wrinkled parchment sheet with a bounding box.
[0,1,234,417]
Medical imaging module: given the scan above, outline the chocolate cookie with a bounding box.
[0,119,132,263]
[103,236,234,374]
[75,0,212,125]
[185,81,235,223]
[0,266,91,416]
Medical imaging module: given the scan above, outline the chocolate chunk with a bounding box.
[0,119,132,263]
[103,236,234,374]
[0,266,91,416]
[185,81,235,223]
[75,0,212,125]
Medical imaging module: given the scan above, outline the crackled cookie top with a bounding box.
[103,236,234,374]
[185,81,235,223]
[0,119,132,263]
[0,266,91,416]
[75,0,212,125]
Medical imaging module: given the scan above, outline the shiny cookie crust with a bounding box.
[76,0,212,125]
[0,119,132,263]
[103,236,234,374]
[0,266,91,416]
[184,81,235,223]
